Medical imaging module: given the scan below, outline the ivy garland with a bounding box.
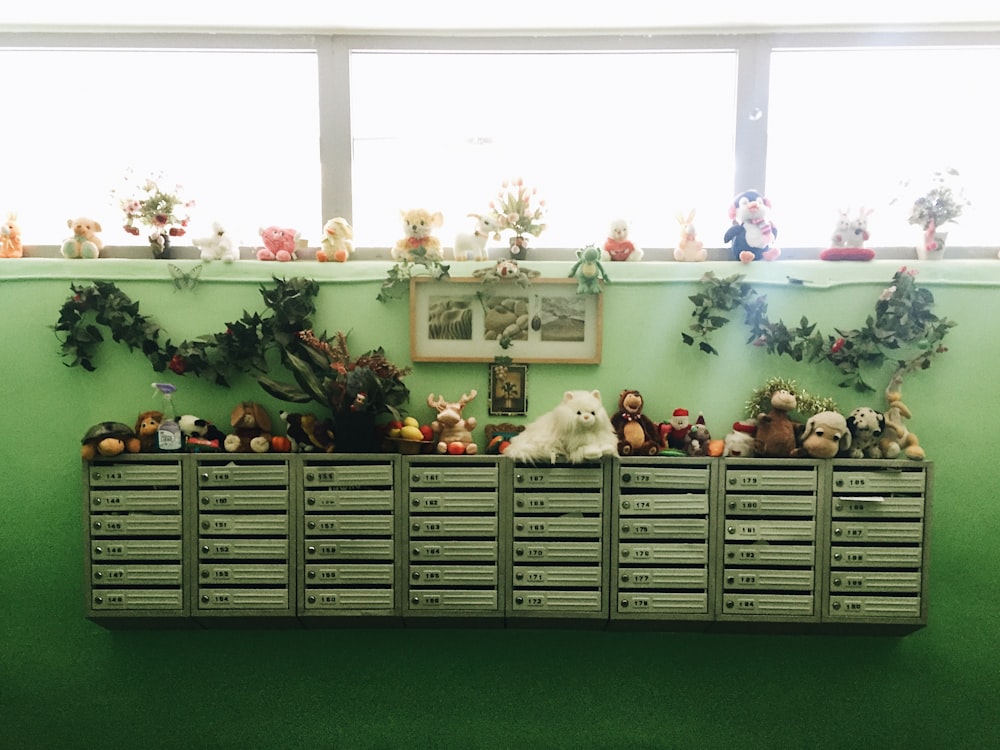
[52,277,321,386]
[376,251,450,302]
[682,267,956,393]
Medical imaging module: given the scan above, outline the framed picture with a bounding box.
[410,277,603,363]
[489,363,528,416]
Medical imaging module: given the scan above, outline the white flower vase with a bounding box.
[916,229,947,261]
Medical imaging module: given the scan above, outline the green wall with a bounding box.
[2,258,997,749]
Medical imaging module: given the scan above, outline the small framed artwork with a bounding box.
[489,363,528,416]
[410,277,602,363]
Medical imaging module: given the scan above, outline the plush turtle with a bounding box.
[81,421,140,461]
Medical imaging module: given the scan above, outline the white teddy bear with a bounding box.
[192,221,238,262]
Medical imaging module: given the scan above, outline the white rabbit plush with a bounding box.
[830,209,851,248]
[845,207,873,248]
[674,210,707,262]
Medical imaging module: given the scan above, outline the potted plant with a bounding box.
[489,178,547,258]
[115,169,195,259]
[256,330,411,453]
[901,167,969,259]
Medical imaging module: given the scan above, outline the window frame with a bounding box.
[3,28,998,259]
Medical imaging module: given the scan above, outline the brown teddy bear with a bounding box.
[392,208,444,261]
[134,410,164,452]
[224,402,273,453]
[753,389,803,458]
[612,389,662,456]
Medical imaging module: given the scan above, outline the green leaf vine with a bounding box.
[53,277,321,386]
[683,268,956,393]
[377,251,450,302]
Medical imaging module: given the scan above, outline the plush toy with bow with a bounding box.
[393,208,444,261]
[724,190,779,263]
[602,218,643,262]
[611,389,662,456]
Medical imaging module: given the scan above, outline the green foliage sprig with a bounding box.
[53,277,320,386]
[744,377,839,421]
[684,268,955,393]
[377,252,450,302]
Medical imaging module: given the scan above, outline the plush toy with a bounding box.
[192,221,238,263]
[485,423,524,455]
[879,392,925,460]
[602,218,643,262]
[724,190,779,263]
[845,406,886,458]
[427,391,478,455]
[684,415,715,457]
[674,210,707,262]
[723,420,757,458]
[753,389,803,458]
[0,212,23,258]
[280,410,335,453]
[317,217,354,262]
[611,389,662,456]
[133,410,164,452]
[61,217,103,259]
[503,390,617,465]
[453,213,502,262]
[178,414,227,451]
[569,245,610,294]
[392,208,444,261]
[660,408,693,452]
[257,225,299,262]
[80,421,141,461]
[796,411,851,458]
[821,207,875,261]
[224,402,273,452]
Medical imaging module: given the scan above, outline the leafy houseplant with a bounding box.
[897,167,969,258]
[257,330,411,452]
[489,178,547,258]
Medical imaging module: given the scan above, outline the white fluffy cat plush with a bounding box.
[503,390,617,464]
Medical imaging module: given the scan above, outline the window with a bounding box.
[767,45,996,248]
[349,49,738,252]
[0,48,319,247]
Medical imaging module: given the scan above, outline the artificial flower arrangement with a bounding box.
[894,167,970,257]
[115,169,195,257]
[489,178,547,257]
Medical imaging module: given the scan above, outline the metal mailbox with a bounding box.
[612,458,714,625]
[299,455,400,622]
[194,455,294,620]
[509,458,610,623]
[85,455,189,625]
[718,459,822,623]
[404,456,505,622]
[823,460,930,630]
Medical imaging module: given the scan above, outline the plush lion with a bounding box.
[611,390,662,456]
[392,208,444,261]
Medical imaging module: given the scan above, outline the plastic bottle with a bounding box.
[152,382,183,452]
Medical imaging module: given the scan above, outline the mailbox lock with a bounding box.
[832,601,842,610]
[727,526,736,534]
[201,521,210,530]
[412,523,421,532]
[515,596,524,605]
[515,474,524,483]
[515,523,524,531]
[728,477,737,486]
[621,500,630,509]
[94,571,103,579]
[201,545,210,554]
[94,596,103,604]
[200,473,209,482]
[411,474,420,483]
[620,549,629,558]
[308,571,317,579]
[201,497,210,505]
[620,599,629,608]
[621,524,630,534]
[621,574,629,582]
[516,499,524,508]
[621,473,631,483]
[412,499,420,507]
[833,552,842,561]
[515,572,524,580]
[834,527,842,536]
[201,595,210,603]
[728,501,736,509]
[515,548,524,556]
[411,596,421,605]
[307,595,316,604]
[93,497,102,505]
[308,521,316,530]
[201,570,210,579]
[307,546,316,555]
[833,578,842,587]
[412,572,420,580]
[726,576,735,584]
[836,479,844,487]
[726,600,735,609]
[835,503,842,511]
[305,473,315,482]
[92,521,101,529]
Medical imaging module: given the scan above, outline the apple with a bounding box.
[419,424,434,442]
[270,435,292,453]
[387,419,403,438]
[447,442,467,455]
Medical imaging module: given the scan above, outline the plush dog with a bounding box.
[281,410,335,452]
[796,411,851,458]
[879,393,925,460]
[61,217,103,259]
[846,407,886,458]
[317,217,354,262]
[392,208,444,261]
[225,402,272,452]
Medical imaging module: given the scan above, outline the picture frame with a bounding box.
[410,277,603,363]
[488,363,528,416]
